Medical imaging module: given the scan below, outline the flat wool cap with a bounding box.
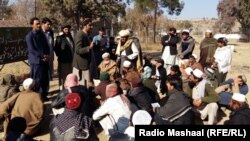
[232,93,246,102]
[23,78,35,90]
[102,52,110,59]
[132,110,152,125]
[65,93,81,110]
[185,67,193,75]
[123,60,131,68]
[192,69,203,78]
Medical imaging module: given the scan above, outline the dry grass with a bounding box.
[141,43,162,51]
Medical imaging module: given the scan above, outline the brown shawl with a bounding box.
[120,39,142,70]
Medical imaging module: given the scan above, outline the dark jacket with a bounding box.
[25,30,50,65]
[158,66,167,94]
[155,89,192,124]
[51,85,95,117]
[161,34,179,55]
[224,105,250,125]
[6,132,34,141]
[54,34,74,63]
[199,37,217,67]
[109,133,134,141]
[127,86,154,114]
[142,79,159,101]
[73,30,91,70]
[179,36,195,59]
[43,29,54,47]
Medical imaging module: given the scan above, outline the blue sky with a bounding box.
[168,0,219,20]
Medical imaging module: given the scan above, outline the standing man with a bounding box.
[25,17,50,101]
[72,18,94,87]
[213,37,232,85]
[178,30,195,60]
[161,27,179,73]
[54,24,74,90]
[199,29,217,68]
[116,29,139,73]
[41,17,54,79]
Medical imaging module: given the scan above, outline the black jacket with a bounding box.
[51,86,95,117]
[128,86,154,114]
[157,66,167,94]
[179,36,195,59]
[156,89,192,123]
[225,105,250,125]
[161,34,179,55]
[109,133,134,141]
[54,34,74,63]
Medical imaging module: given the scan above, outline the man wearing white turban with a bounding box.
[98,52,117,80]
[224,93,250,125]
[116,29,140,74]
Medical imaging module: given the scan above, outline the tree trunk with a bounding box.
[153,0,158,43]
[146,25,149,44]
[138,25,142,43]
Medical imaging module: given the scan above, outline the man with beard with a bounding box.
[188,69,220,125]
[72,18,94,87]
[161,27,179,73]
[224,93,250,125]
[199,30,217,68]
[98,52,117,80]
[122,60,140,81]
[116,29,139,74]
[177,30,195,60]
[54,24,74,90]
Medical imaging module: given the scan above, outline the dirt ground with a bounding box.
[0,39,250,141]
